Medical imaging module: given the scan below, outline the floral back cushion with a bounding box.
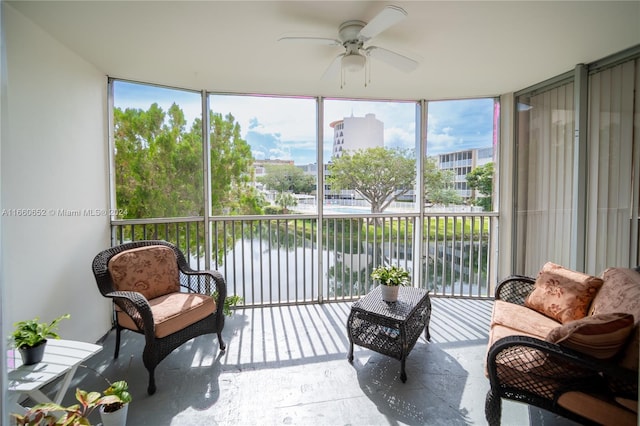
[525,262,603,324]
[108,245,180,300]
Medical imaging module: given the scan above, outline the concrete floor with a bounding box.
[32,298,579,426]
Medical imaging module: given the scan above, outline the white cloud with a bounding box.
[211,95,316,142]
[385,125,416,150]
[268,147,291,160]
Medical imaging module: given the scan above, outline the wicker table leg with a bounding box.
[400,356,407,382]
[424,296,432,341]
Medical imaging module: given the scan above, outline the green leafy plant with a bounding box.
[12,387,120,426]
[102,380,132,413]
[371,265,410,287]
[224,295,244,316]
[11,314,70,349]
[212,292,244,316]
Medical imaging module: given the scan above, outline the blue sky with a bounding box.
[114,81,496,165]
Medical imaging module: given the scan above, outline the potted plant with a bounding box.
[11,314,70,365]
[100,380,132,426]
[371,265,410,302]
[12,387,120,426]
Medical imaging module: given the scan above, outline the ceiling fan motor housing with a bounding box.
[339,20,366,46]
[339,20,366,72]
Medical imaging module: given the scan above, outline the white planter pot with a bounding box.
[380,284,399,302]
[99,403,129,426]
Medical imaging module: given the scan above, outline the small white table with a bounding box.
[8,339,102,412]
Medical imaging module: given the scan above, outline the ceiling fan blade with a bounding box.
[366,46,418,72]
[278,36,341,46]
[358,5,407,41]
[322,53,344,80]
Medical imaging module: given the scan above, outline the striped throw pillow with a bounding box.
[546,313,635,359]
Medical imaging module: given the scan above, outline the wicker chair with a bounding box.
[92,240,226,395]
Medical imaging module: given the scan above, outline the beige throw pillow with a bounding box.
[546,312,635,359]
[525,262,603,324]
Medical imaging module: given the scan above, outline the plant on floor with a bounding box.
[12,387,120,426]
[371,265,410,286]
[76,364,132,425]
[101,380,132,413]
[212,291,244,316]
[99,379,132,426]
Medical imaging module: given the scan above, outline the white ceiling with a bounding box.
[9,1,640,100]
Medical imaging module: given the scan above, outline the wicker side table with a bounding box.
[347,286,431,382]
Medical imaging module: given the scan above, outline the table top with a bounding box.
[352,286,429,321]
[8,339,102,393]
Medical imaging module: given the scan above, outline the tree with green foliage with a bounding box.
[275,192,298,213]
[327,147,415,213]
[114,104,263,219]
[207,112,263,215]
[466,162,494,211]
[258,164,315,194]
[114,102,203,218]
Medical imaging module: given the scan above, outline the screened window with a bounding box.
[426,98,497,210]
[324,99,418,213]
[209,94,317,215]
[112,81,203,219]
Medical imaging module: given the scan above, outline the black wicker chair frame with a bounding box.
[485,275,638,425]
[92,240,226,395]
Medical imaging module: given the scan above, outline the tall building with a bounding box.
[436,147,494,200]
[330,113,383,158]
[325,113,385,200]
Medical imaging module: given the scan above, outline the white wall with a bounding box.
[2,4,112,347]
[1,1,7,422]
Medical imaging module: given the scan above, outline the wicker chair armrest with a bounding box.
[494,275,536,305]
[177,269,227,309]
[487,335,638,399]
[104,290,155,338]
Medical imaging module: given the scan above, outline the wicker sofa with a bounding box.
[485,262,639,425]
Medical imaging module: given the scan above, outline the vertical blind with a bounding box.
[515,82,575,275]
[586,58,639,272]
[514,55,639,276]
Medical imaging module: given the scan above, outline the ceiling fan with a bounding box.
[278,5,419,87]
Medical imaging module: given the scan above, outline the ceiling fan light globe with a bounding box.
[342,54,365,72]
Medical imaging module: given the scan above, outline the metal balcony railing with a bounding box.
[111,211,497,307]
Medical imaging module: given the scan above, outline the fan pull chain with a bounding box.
[365,59,370,87]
